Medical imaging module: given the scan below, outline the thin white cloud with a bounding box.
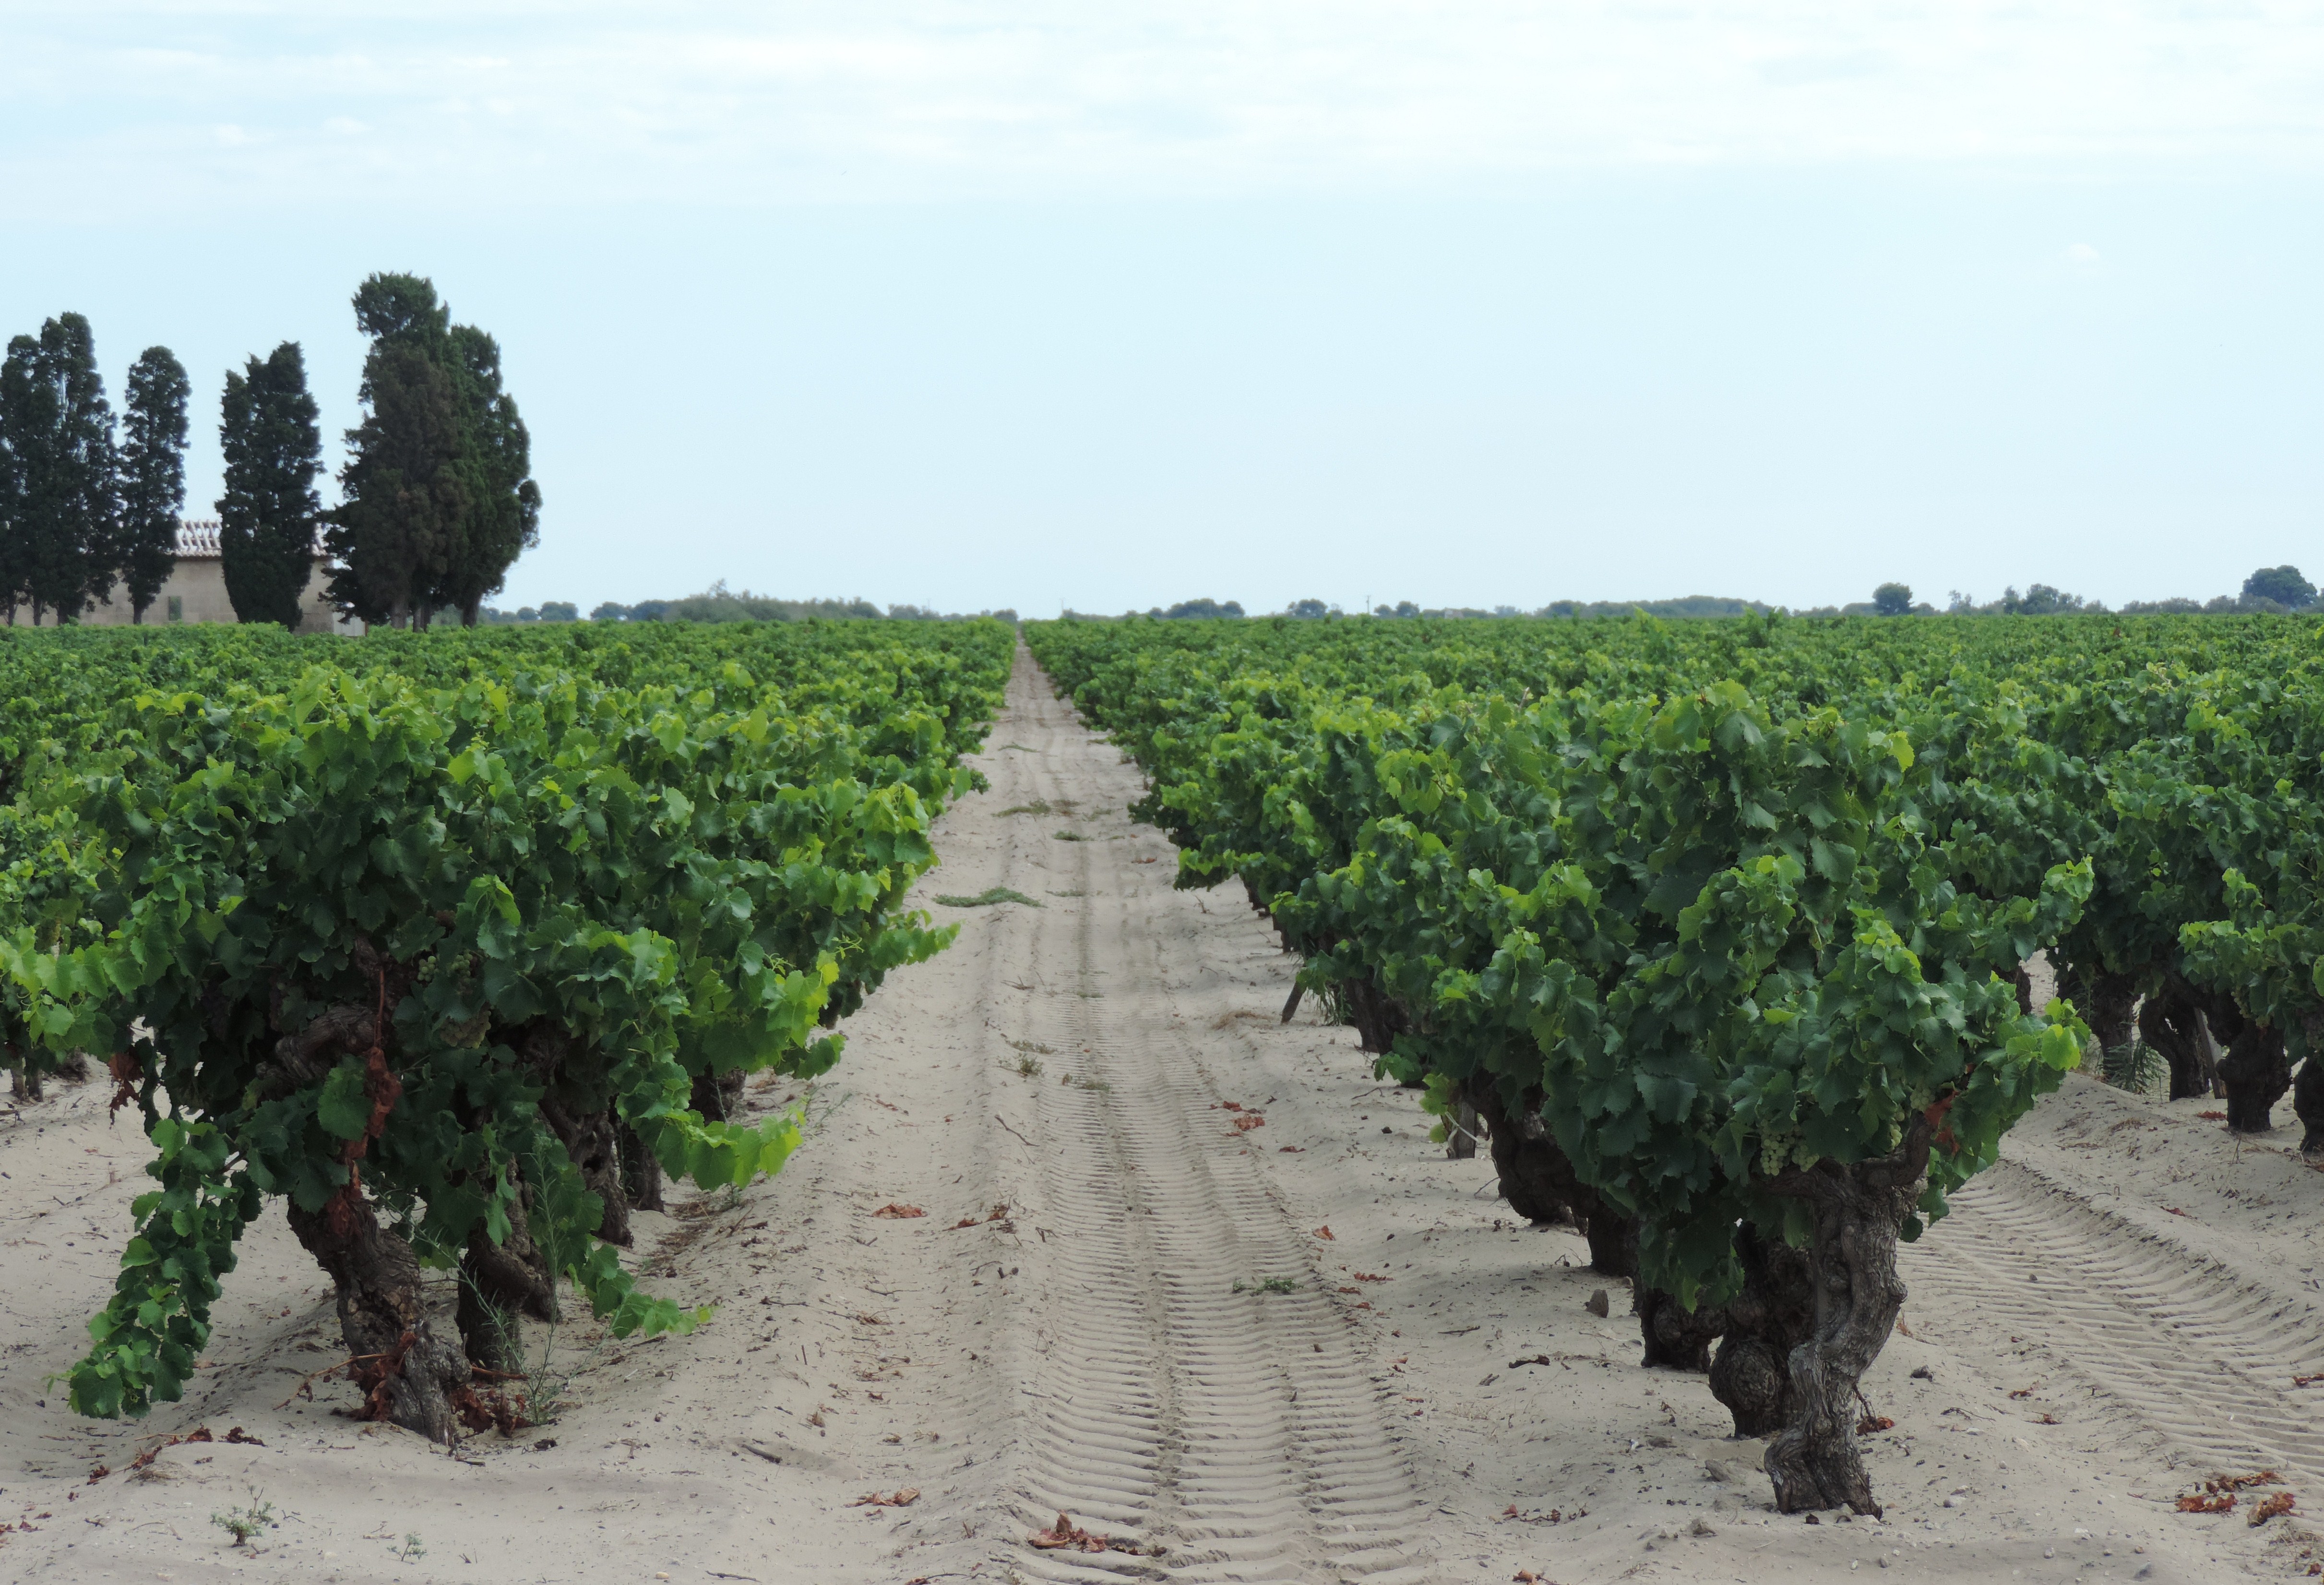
[9,2,2324,215]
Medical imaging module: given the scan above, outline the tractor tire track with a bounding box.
[995,650,1431,1584]
[1904,1155,2324,1484]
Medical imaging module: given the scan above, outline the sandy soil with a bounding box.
[8,648,2324,1584]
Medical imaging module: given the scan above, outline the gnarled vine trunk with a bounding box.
[1707,1222,1814,1437]
[2138,983,2213,1101]
[1467,1079,1587,1227]
[1763,1123,1930,1516]
[1444,1095,1479,1161]
[454,1169,557,1375]
[1465,1078,1633,1278]
[538,1094,633,1247]
[2083,970,2140,1068]
[1635,1278,1723,1372]
[287,1195,474,1446]
[1339,975,1408,1057]
[2219,1020,2290,1134]
[619,1121,665,1214]
[2294,1053,2324,1155]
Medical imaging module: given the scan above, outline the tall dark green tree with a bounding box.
[0,340,45,624]
[217,343,324,629]
[0,315,119,625]
[440,323,540,625]
[2242,565,2316,610]
[326,274,538,630]
[118,347,190,623]
[327,336,466,629]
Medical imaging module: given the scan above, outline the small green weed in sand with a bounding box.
[934,887,1041,908]
[1052,830,1090,842]
[996,799,1053,817]
[210,1489,278,1548]
[1232,1277,1299,1296]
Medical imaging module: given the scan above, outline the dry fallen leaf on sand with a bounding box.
[873,1203,926,1219]
[848,1488,919,1508]
[1027,1511,1155,1554]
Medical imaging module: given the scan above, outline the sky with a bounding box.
[6,3,2324,616]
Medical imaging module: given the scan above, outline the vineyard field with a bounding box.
[1,621,2320,1583]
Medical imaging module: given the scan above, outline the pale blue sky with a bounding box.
[7,3,2324,614]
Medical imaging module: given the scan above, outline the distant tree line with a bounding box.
[1844,567,2324,618]
[1063,595,1778,622]
[0,274,537,632]
[576,583,1016,624]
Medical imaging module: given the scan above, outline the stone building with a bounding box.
[10,519,361,634]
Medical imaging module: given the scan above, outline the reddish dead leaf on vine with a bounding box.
[1923,1093,1959,1152]
[105,1051,140,1117]
[848,1488,919,1508]
[2250,1492,2296,1526]
[872,1203,925,1219]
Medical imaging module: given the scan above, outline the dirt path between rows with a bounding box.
[7,647,2324,1583]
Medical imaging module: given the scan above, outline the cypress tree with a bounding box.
[118,347,190,623]
[0,316,119,624]
[326,275,463,629]
[326,274,539,630]
[217,343,323,629]
[438,324,540,626]
[0,339,46,624]
[328,339,466,629]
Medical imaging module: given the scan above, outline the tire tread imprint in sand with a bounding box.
[1903,1155,2324,1483]
[1001,656,1429,1585]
